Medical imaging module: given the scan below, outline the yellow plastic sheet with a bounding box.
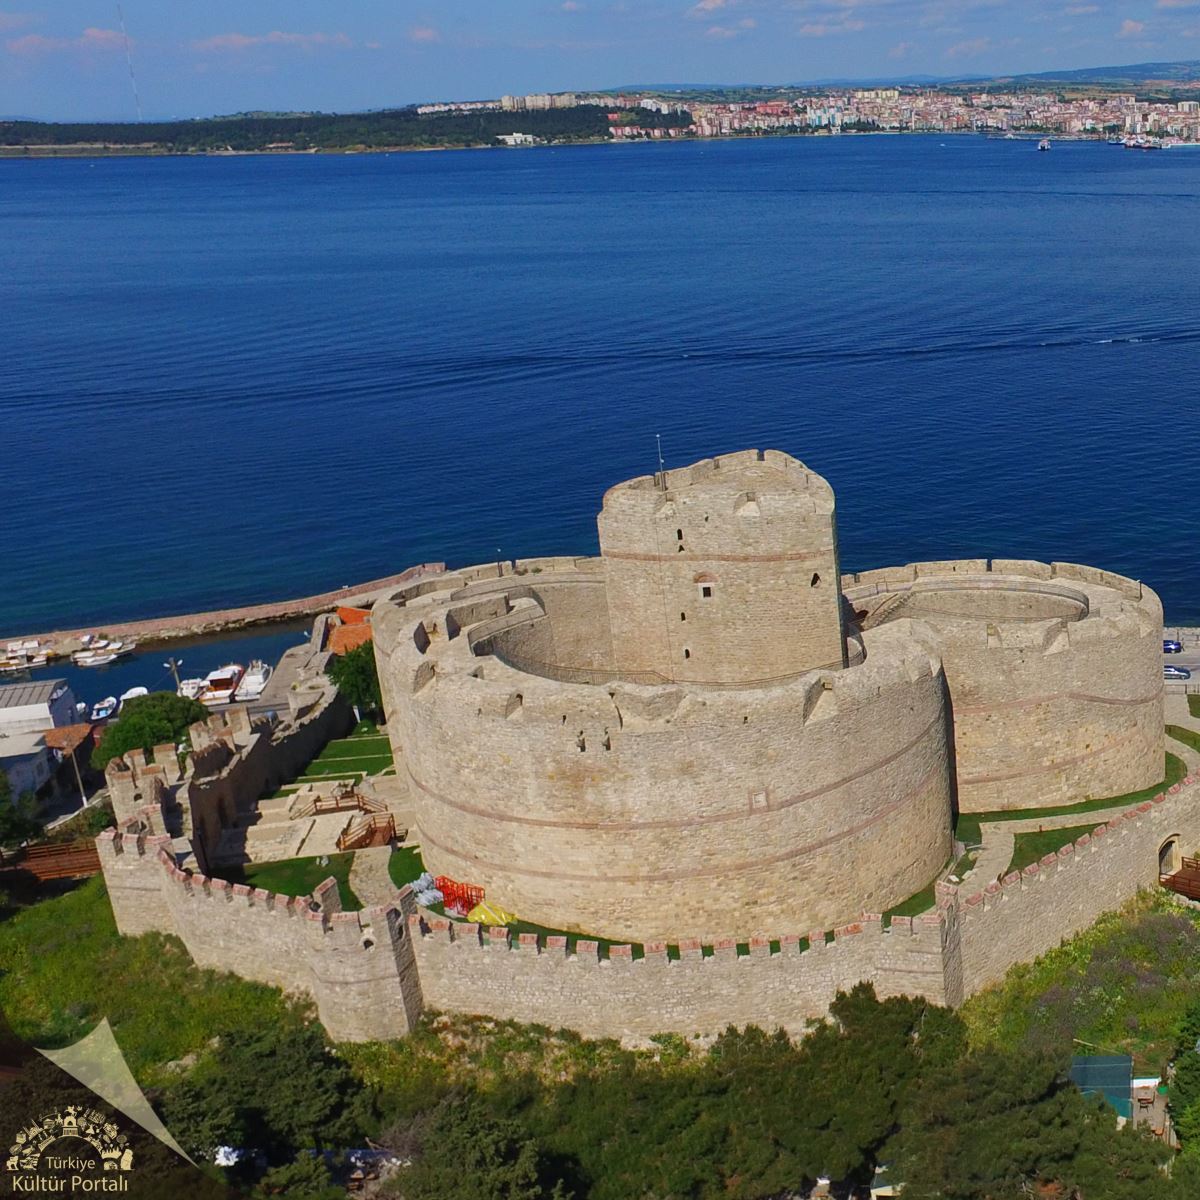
[467,901,517,926]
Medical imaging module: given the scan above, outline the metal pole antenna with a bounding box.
[656,434,666,489]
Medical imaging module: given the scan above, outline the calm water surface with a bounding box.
[3,135,1199,635]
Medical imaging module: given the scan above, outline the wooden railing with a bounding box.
[337,813,395,852]
[289,785,385,820]
[0,839,102,881]
[1160,856,1200,901]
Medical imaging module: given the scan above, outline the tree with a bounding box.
[893,1047,1169,1200]
[91,692,207,772]
[380,1095,570,1200]
[326,642,381,717]
[0,771,43,848]
[158,1023,373,1166]
[254,1153,343,1200]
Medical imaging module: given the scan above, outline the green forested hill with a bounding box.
[0,104,690,154]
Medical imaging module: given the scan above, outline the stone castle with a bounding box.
[374,449,1164,943]
[98,450,1188,1045]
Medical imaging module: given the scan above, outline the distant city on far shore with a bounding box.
[7,61,1200,156]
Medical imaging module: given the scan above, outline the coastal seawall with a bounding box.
[5,564,446,649]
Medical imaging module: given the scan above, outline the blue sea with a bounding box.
[4,134,1200,645]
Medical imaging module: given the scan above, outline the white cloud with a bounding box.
[1064,3,1099,12]
[1157,0,1200,7]
[407,25,441,43]
[690,0,729,16]
[705,16,757,37]
[193,30,352,52]
[561,1,585,10]
[6,26,123,56]
[798,17,866,35]
[889,39,914,56]
[945,35,991,56]
[1117,17,1145,35]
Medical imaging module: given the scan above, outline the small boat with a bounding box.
[233,660,272,702]
[178,678,206,700]
[197,664,245,707]
[73,640,136,667]
[1037,138,1051,151]
[90,696,118,721]
[74,651,119,667]
[118,686,149,711]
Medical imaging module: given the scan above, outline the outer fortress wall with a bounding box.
[375,575,953,944]
[410,913,957,1040]
[843,560,1164,812]
[96,776,1200,1044]
[96,830,421,1043]
[598,450,846,685]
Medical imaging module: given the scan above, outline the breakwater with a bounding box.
[9,565,445,652]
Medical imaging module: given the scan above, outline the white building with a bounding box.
[0,729,53,797]
[0,679,78,736]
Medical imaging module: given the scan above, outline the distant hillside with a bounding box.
[967,60,1200,87]
[618,60,1200,94]
[0,105,689,155]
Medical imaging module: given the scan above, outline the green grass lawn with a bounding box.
[298,729,394,783]
[387,844,428,891]
[0,877,309,1085]
[955,751,1186,847]
[216,852,362,912]
[1167,724,1200,756]
[1007,823,1107,875]
[1189,695,1200,720]
[260,725,395,797]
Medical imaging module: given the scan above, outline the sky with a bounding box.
[2,1,1200,121]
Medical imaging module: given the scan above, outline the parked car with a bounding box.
[1165,639,1184,654]
[1165,665,1192,680]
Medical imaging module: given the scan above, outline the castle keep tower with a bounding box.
[598,450,847,686]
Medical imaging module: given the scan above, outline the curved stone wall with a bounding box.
[843,560,1164,812]
[374,568,953,943]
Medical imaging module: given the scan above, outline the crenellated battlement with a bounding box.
[407,902,950,963]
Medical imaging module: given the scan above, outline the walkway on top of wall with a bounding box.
[348,846,397,907]
[964,724,1200,888]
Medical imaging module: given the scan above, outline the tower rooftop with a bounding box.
[602,449,834,515]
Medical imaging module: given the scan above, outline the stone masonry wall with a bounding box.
[843,560,1164,812]
[409,910,956,1040]
[953,780,1200,994]
[381,582,954,943]
[184,691,353,871]
[97,772,1200,1045]
[96,829,420,1043]
[599,450,846,685]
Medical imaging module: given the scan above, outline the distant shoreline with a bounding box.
[0,129,1113,161]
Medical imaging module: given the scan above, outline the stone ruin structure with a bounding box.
[104,678,352,873]
[98,449,1181,1045]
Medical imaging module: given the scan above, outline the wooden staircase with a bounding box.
[337,813,396,852]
